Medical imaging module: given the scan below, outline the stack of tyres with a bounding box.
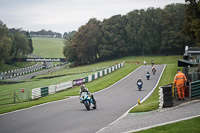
[162,85,173,107]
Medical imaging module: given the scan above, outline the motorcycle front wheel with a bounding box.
[84,100,90,110]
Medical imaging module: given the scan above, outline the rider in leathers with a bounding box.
[79,84,96,105]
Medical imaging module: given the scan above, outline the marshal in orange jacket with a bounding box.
[173,71,187,87]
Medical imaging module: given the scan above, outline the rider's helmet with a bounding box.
[138,78,141,80]
[80,84,85,90]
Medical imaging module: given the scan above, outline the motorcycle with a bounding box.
[137,81,143,91]
[146,73,150,80]
[152,68,156,75]
[80,92,96,110]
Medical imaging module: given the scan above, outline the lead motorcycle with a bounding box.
[137,81,143,91]
[80,92,96,110]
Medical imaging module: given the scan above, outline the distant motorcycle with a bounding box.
[146,73,150,80]
[80,92,96,110]
[152,67,156,75]
[137,81,143,91]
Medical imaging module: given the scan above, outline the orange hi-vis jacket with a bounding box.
[174,72,187,87]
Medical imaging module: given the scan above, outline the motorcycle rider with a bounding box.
[137,78,143,91]
[146,70,150,80]
[152,67,156,74]
[151,60,154,67]
[79,84,96,105]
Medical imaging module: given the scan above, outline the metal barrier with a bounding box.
[190,80,200,99]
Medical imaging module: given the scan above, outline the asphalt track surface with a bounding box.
[0,65,165,133]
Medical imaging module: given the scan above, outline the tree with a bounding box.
[63,31,76,39]
[63,18,102,65]
[0,20,12,63]
[99,15,128,59]
[161,4,188,55]
[11,30,30,58]
[26,31,34,54]
[182,0,200,46]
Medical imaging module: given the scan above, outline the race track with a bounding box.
[0,65,165,133]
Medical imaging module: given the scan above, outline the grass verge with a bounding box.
[135,116,200,133]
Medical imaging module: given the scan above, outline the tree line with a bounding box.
[30,29,62,38]
[0,21,33,64]
[63,1,200,66]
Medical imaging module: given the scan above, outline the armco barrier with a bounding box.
[190,80,200,99]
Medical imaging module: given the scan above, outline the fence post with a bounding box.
[189,82,191,99]
[14,91,16,103]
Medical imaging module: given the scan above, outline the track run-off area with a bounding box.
[0,64,177,133]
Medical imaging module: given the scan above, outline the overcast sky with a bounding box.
[0,0,185,34]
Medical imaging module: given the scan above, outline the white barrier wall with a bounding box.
[49,85,56,94]
[104,69,107,75]
[94,72,98,79]
[100,71,103,77]
[88,75,92,82]
[31,62,125,99]
[55,81,73,92]
[31,88,41,99]
[112,66,115,71]
[108,68,111,73]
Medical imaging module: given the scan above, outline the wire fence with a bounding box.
[0,89,31,105]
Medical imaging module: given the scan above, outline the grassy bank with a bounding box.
[32,37,65,58]
[0,37,64,73]
[0,62,35,72]
[135,116,200,133]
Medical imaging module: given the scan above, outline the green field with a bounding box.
[0,37,64,72]
[32,37,65,58]
[135,116,200,133]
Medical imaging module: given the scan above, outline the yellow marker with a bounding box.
[138,98,140,105]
